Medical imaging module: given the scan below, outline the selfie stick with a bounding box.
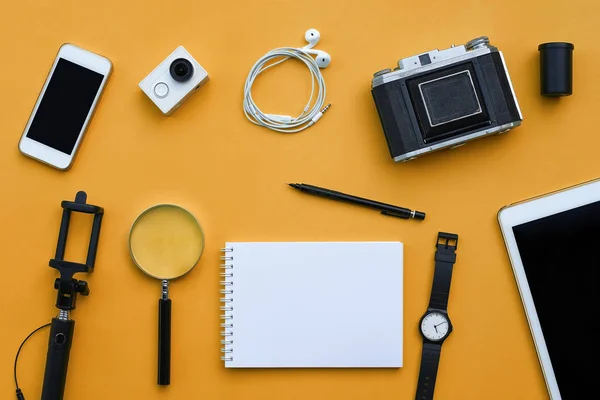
[41,192,103,400]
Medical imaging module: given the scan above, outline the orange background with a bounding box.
[0,0,595,399]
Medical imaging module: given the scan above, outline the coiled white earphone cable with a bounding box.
[243,46,331,133]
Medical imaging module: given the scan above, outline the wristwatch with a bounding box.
[415,232,459,400]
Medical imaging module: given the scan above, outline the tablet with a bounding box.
[498,178,600,400]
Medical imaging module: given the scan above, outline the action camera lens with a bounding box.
[169,58,194,82]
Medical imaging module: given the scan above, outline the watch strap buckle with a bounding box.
[437,232,458,251]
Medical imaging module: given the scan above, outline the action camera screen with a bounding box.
[26,58,104,155]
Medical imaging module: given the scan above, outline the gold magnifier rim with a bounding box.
[128,203,205,281]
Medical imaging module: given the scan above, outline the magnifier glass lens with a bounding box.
[130,205,204,280]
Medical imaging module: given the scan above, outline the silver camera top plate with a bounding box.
[398,45,467,73]
[372,37,495,88]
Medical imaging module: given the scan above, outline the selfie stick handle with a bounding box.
[41,315,74,400]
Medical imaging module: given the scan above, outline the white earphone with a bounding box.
[304,28,320,48]
[301,29,331,68]
[243,28,332,133]
[303,48,331,69]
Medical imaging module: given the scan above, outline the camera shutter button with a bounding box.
[154,82,169,98]
[466,36,490,51]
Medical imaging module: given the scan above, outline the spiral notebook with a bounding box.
[220,241,403,368]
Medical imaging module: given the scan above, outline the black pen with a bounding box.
[288,183,425,220]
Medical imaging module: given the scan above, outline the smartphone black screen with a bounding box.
[26,58,104,155]
[512,201,600,399]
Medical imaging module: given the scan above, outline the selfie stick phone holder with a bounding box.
[41,191,103,400]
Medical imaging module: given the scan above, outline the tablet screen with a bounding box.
[512,200,600,399]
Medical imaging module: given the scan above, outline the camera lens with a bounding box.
[169,58,194,82]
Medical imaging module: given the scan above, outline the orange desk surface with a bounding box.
[0,0,595,399]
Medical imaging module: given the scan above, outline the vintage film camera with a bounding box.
[371,36,522,162]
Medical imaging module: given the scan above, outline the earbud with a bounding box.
[304,29,321,49]
[301,29,330,68]
[302,48,331,68]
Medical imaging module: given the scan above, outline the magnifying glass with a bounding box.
[128,204,204,386]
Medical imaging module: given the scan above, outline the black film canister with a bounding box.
[538,42,574,97]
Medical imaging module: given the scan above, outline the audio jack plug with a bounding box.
[16,388,25,400]
[309,103,332,126]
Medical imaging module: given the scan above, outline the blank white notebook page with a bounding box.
[220,242,403,368]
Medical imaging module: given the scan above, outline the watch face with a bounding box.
[420,311,450,341]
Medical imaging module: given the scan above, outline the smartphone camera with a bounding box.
[139,46,209,115]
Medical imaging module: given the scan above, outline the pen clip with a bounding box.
[381,210,410,219]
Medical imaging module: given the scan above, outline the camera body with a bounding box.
[139,46,209,115]
[371,36,522,162]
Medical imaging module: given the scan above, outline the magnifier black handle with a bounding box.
[41,318,75,400]
[158,298,171,385]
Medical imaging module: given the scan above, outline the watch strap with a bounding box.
[428,232,458,311]
[415,342,442,400]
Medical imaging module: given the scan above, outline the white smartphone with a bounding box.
[18,43,112,170]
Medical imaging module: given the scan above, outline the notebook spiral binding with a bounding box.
[220,247,234,362]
